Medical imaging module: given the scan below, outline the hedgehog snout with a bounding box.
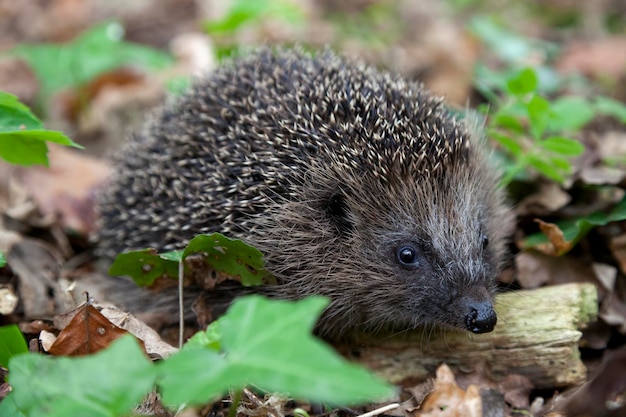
[462,299,497,333]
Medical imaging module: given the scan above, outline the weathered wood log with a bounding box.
[343,283,597,389]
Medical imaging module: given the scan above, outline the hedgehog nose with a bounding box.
[464,301,497,333]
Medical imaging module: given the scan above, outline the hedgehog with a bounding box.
[96,49,511,338]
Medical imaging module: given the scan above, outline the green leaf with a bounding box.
[506,67,538,96]
[158,296,395,406]
[0,92,82,166]
[9,21,172,105]
[0,91,43,132]
[108,248,180,286]
[493,113,524,133]
[0,130,81,167]
[548,96,595,132]
[7,335,155,417]
[0,251,5,267]
[184,320,222,352]
[595,96,626,123]
[109,233,271,287]
[527,95,551,140]
[204,0,304,34]
[522,194,626,253]
[489,131,523,156]
[0,393,26,417]
[0,325,28,368]
[539,136,585,156]
[469,17,540,63]
[183,233,271,286]
[526,153,565,182]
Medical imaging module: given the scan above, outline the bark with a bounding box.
[343,283,598,389]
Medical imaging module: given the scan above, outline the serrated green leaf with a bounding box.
[522,194,626,253]
[158,296,395,406]
[108,249,180,286]
[539,136,585,156]
[506,67,538,96]
[183,233,271,286]
[548,96,595,132]
[7,336,155,417]
[0,325,28,368]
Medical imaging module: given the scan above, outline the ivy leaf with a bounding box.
[5,336,155,417]
[158,296,395,406]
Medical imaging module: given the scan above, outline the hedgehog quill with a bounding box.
[97,49,511,338]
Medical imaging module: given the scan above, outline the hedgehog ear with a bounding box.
[326,191,354,234]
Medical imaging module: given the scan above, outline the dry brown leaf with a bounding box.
[48,303,138,356]
[16,144,110,235]
[515,182,571,216]
[0,284,18,315]
[610,234,626,276]
[515,251,598,290]
[545,350,626,417]
[416,364,482,417]
[99,304,177,358]
[556,36,626,80]
[7,238,66,318]
[534,219,572,256]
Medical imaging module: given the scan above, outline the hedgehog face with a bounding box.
[293,144,510,337]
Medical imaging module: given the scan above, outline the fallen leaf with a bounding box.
[7,238,65,318]
[556,36,626,80]
[535,219,573,256]
[16,144,110,235]
[515,251,598,290]
[416,364,482,417]
[48,302,138,356]
[515,182,571,216]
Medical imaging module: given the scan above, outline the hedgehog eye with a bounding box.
[481,235,489,250]
[396,243,420,268]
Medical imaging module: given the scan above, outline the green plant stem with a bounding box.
[178,259,184,349]
[228,390,243,417]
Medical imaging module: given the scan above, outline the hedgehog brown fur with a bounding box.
[96,48,511,338]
